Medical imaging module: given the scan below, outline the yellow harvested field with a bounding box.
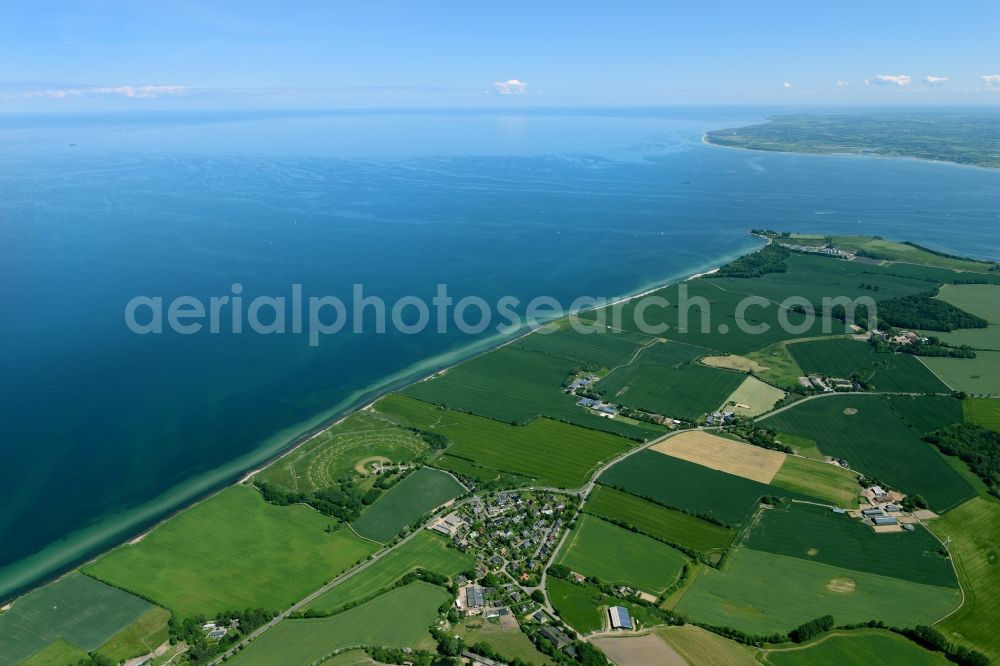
[656,625,758,666]
[722,376,787,417]
[651,431,786,484]
[592,633,686,666]
[701,355,768,372]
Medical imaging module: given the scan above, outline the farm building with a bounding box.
[861,508,884,517]
[540,626,573,649]
[608,606,634,630]
[872,515,898,526]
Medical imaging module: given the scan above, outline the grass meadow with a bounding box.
[762,395,975,511]
[964,397,1000,431]
[350,467,465,542]
[675,548,961,635]
[769,455,861,507]
[761,629,949,666]
[18,639,89,666]
[0,572,154,665]
[305,531,472,612]
[547,576,605,633]
[922,352,1000,396]
[556,515,689,594]
[930,496,1000,662]
[84,485,378,617]
[96,606,171,663]
[230,582,446,665]
[378,394,633,488]
[584,486,733,555]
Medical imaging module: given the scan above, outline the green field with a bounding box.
[584,486,733,555]
[514,324,654,369]
[929,496,1000,662]
[608,277,841,354]
[556,515,689,594]
[401,345,660,439]
[788,339,949,393]
[454,618,553,665]
[96,606,171,662]
[922,352,1000,396]
[306,531,472,612]
[230,582,447,665]
[935,283,1000,322]
[761,395,975,511]
[0,572,154,665]
[350,468,465,542]
[599,450,814,527]
[964,397,1000,432]
[18,639,89,666]
[676,548,961,635]
[746,504,957,588]
[882,394,965,436]
[377,394,633,488]
[599,359,746,422]
[84,485,378,617]
[770,456,861,507]
[547,576,605,633]
[256,411,428,492]
[762,629,949,666]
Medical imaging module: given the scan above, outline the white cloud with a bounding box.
[835,80,848,88]
[9,84,186,100]
[982,75,1000,87]
[493,79,527,95]
[782,81,794,89]
[924,75,949,85]
[866,74,912,87]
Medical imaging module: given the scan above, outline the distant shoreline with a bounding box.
[0,235,763,605]
[701,129,1000,172]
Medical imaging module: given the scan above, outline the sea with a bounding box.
[2,107,1000,601]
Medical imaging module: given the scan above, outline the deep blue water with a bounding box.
[2,108,1000,600]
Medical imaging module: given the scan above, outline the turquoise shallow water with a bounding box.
[1,108,999,600]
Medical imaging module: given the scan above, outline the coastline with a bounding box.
[0,236,764,605]
[700,130,1000,173]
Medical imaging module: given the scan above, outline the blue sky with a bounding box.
[3,0,1000,109]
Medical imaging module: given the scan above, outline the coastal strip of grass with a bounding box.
[0,571,153,665]
[84,485,378,618]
